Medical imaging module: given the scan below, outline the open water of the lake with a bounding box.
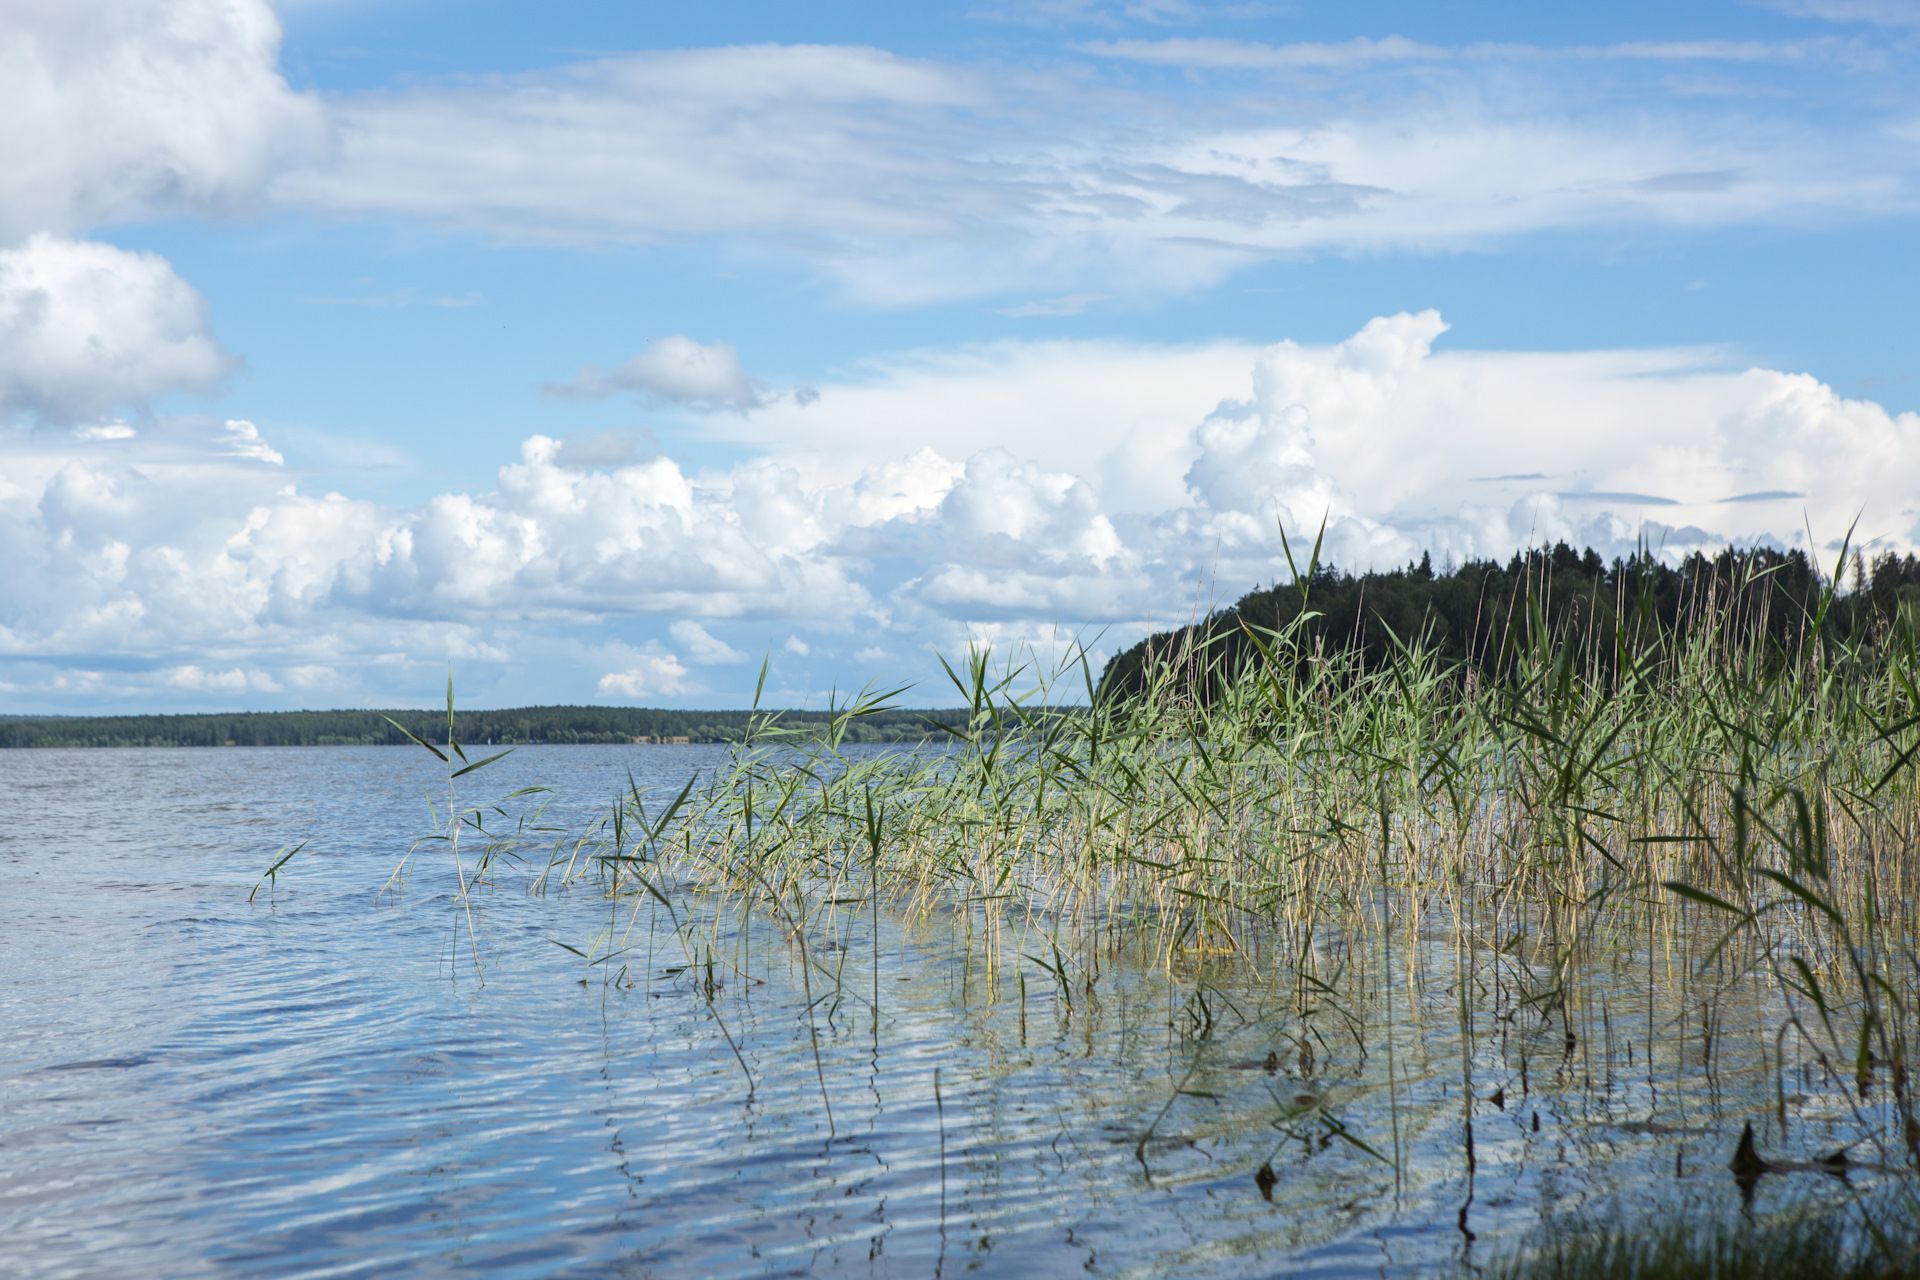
[0,745,1891,1278]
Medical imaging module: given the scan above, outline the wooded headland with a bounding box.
[1097,542,1920,700]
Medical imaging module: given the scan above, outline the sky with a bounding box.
[5,0,1920,713]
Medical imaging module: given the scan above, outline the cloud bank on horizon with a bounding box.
[7,311,1912,709]
[1,0,1917,711]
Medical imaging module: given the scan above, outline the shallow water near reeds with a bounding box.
[0,745,1899,1278]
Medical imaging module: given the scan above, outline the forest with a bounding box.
[1097,542,1920,701]
[0,703,969,749]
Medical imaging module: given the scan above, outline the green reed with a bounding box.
[382,530,1905,1278]
[551,533,1920,1170]
[378,671,563,975]
[1484,1197,1919,1280]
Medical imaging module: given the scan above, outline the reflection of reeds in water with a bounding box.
[525,535,1920,1259]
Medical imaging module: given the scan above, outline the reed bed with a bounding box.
[458,541,1920,1259]
[1485,1208,1919,1280]
[823,597,1872,990]
[608,560,1905,1010]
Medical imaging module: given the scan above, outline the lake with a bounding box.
[0,744,1882,1277]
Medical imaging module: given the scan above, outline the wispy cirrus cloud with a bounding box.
[258,40,1920,303]
[5,2,1917,317]
[1087,34,1858,68]
[1075,35,1449,68]
[1764,0,1920,27]
[1586,40,1822,61]
[995,292,1109,317]
[270,45,1001,254]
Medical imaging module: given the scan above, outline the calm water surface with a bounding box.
[0,746,1879,1277]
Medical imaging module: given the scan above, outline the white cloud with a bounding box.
[995,293,1109,317]
[971,0,1203,26]
[262,42,1920,301]
[1765,0,1920,26]
[1156,312,1920,579]
[544,336,766,412]
[0,12,1908,311]
[0,236,232,425]
[549,427,656,470]
[726,339,1257,513]
[912,450,1132,618]
[163,663,278,693]
[1084,36,1838,70]
[272,46,994,260]
[220,419,283,464]
[671,620,747,664]
[598,653,691,699]
[4,316,1918,707]
[371,437,875,621]
[0,0,323,240]
[1587,41,1821,62]
[1077,36,1450,69]
[73,422,136,442]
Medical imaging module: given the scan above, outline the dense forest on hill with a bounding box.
[1098,543,1920,701]
[0,705,971,749]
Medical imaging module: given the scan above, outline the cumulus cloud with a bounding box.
[163,663,278,692]
[544,336,766,412]
[598,654,691,699]
[913,449,1132,618]
[372,437,873,621]
[0,236,232,425]
[552,427,657,470]
[721,339,1257,514]
[1169,312,1920,578]
[4,316,1918,708]
[0,0,322,240]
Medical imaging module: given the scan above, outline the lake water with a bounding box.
[0,745,1888,1278]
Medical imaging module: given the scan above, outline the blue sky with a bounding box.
[4,0,1920,712]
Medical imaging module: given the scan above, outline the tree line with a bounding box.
[0,704,972,749]
[1097,543,1920,702]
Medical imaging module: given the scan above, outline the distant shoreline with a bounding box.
[0,705,972,749]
